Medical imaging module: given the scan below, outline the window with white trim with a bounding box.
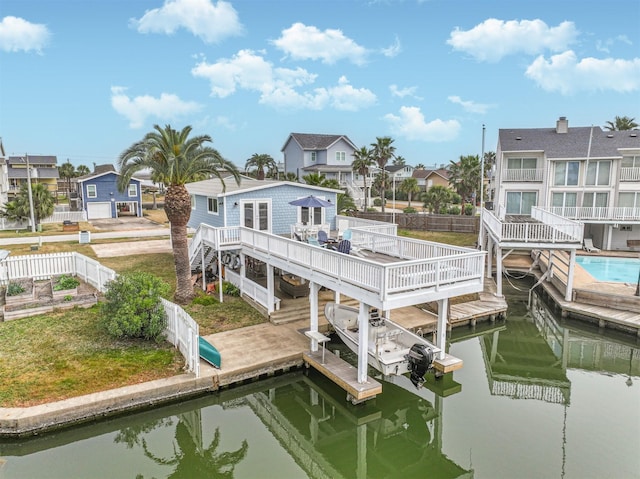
[619,192,640,208]
[127,184,137,197]
[207,197,219,214]
[335,151,346,161]
[507,158,537,170]
[87,184,97,198]
[554,161,579,186]
[583,192,608,208]
[586,160,611,186]
[621,155,640,168]
[191,195,196,210]
[310,151,317,162]
[552,192,577,208]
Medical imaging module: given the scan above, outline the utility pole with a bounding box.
[25,154,36,233]
[477,125,486,249]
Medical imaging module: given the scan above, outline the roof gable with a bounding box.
[281,133,357,152]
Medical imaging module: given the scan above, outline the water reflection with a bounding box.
[1,289,638,479]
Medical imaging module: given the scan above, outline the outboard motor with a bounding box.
[407,344,434,388]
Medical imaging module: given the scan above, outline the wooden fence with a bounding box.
[354,212,479,233]
[0,252,201,376]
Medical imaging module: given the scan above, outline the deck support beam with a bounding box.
[565,249,576,302]
[486,236,493,279]
[436,298,448,360]
[357,302,369,383]
[266,264,275,314]
[495,246,503,297]
[309,282,320,352]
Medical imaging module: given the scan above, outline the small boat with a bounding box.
[324,302,439,388]
[198,336,221,368]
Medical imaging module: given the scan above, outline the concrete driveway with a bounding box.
[90,217,164,231]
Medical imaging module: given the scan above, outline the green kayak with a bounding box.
[198,336,221,368]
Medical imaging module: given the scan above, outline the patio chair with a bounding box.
[341,229,352,241]
[583,238,600,253]
[317,230,329,246]
[307,237,325,248]
[335,239,351,255]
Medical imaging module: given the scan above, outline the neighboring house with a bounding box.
[186,177,340,235]
[492,116,640,250]
[6,155,59,198]
[282,133,358,186]
[412,168,450,191]
[76,165,142,219]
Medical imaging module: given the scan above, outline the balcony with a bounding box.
[503,168,544,182]
[544,206,640,222]
[620,167,640,182]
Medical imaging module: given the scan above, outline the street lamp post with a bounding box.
[24,154,36,233]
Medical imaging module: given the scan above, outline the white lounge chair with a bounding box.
[583,238,600,253]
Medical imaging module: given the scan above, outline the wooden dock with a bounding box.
[303,349,382,403]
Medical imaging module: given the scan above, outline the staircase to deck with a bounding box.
[269,293,360,326]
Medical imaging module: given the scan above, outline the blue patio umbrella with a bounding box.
[289,195,332,208]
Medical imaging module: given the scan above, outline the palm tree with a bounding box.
[351,146,374,211]
[604,116,638,131]
[282,172,298,182]
[393,155,406,166]
[0,183,55,226]
[415,163,426,169]
[245,153,277,180]
[76,164,90,176]
[58,160,75,198]
[301,172,326,186]
[118,124,240,304]
[337,192,357,215]
[399,177,421,208]
[448,155,480,215]
[422,185,452,214]
[371,136,396,213]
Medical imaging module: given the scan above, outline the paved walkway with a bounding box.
[0,228,171,246]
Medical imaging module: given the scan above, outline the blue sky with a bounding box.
[1,0,638,170]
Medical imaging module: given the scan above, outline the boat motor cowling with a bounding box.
[407,343,434,388]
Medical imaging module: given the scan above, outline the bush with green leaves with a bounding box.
[464,204,474,216]
[100,272,170,342]
[403,207,417,214]
[53,274,80,291]
[222,281,240,297]
[6,282,25,296]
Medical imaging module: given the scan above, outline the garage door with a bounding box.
[87,202,112,219]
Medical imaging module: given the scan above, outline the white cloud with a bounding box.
[381,36,401,57]
[130,0,242,44]
[447,18,578,62]
[448,95,492,114]
[110,86,202,128]
[525,51,640,94]
[272,22,368,65]
[192,50,376,111]
[389,84,421,99]
[596,34,633,53]
[384,106,460,142]
[0,16,50,53]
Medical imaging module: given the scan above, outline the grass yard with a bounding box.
[0,307,184,407]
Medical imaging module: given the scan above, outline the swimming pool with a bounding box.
[576,256,640,283]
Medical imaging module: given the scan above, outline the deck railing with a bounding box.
[503,168,545,182]
[239,227,484,301]
[543,206,640,221]
[336,214,398,236]
[482,208,583,243]
[620,167,640,182]
[1,252,201,376]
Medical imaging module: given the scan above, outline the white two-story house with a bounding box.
[493,117,640,250]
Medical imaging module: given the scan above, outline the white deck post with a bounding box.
[495,246,503,297]
[357,302,369,383]
[266,264,275,314]
[201,242,206,291]
[436,298,448,360]
[565,249,576,302]
[309,281,320,352]
[486,236,493,279]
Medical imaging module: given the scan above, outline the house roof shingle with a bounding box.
[282,133,357,152]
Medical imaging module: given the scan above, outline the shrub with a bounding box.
[100,272,170,342]
[53,274,80,291]
[222,282,240,297]
[448,206,461,215]
[193,293,218,306]
[373,198,383,207]
[6,282,25,296]
[403,207,417,214]
[464,204,474,216]
[63,294,73,302]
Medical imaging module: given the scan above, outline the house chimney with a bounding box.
[556,116,568,134]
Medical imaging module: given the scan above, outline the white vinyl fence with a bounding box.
[41,211,88,224]
[0,252,201,376]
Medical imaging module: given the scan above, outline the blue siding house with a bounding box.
[186,177,341,235]
[77,167,142,219]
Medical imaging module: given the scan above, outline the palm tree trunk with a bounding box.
[165,184,194,304]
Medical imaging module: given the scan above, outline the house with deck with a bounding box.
[76,165,142,219]
[186,176,486,396]
[481,116,640,302]
[6,155,59,199]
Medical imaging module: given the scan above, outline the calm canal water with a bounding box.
[1,287,639,479]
